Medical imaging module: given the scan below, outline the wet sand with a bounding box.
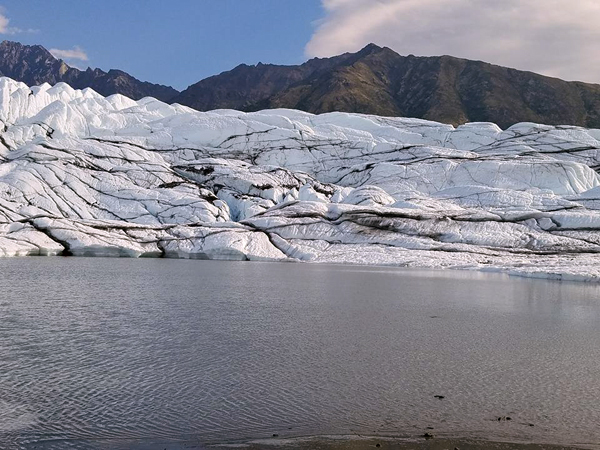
[118,435,597,450]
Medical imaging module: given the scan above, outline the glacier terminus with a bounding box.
[1,78,600,281]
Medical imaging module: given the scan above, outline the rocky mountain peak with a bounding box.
[1,40,599,128]
[172,44,600,129]
[0,40,179,102]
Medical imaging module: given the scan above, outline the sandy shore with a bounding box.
[117,435,597,450]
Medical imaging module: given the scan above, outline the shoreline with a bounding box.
[2,252,600,285]
[110,434,600,450]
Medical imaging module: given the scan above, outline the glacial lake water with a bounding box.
[2,258,600,450]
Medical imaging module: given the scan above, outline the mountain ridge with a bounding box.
[0,40,179,102]
[2,40,600,129]
[172,43,600,129]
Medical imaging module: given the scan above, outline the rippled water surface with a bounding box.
[2,258,600,449]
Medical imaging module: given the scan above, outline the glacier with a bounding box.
[1,77,600,281]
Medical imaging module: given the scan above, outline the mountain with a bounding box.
[3,40,600,129]
[0,40,178,102]
[171,51,355,112]
[173,44,600,129]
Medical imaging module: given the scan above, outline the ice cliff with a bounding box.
[1,77,600,281]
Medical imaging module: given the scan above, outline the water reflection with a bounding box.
[0,258,599,449]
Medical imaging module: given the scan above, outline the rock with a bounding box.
[434,395,445,400]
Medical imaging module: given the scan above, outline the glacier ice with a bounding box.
[1,77,600,281]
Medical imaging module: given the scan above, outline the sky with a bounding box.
[1,0,599,90]
[0,0,324,90]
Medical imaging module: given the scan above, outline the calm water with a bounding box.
[1,258,600,450]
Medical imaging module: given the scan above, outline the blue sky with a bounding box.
[1,0,324,90]
[1,0,599,89]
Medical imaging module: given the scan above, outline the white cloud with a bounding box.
[49,46,89,62]
[306,0,600,83]
[0,12,10,34]
[0,10,38,35]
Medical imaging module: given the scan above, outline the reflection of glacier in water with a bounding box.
[2,258,600,449]
[1,77,600,280]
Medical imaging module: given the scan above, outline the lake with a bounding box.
[1,258,600,449]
